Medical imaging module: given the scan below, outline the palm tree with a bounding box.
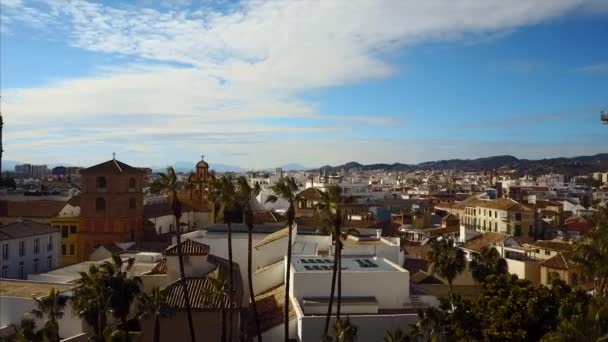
[157,166,197,342]
[102,254,142,328]
[428,238,466,296]
[265,176,299,342]
[572,207,608,305]
[469,246,508,283]
[72,264,110,340]
[11,318,40,342]
[317,185,343,338]
[205,271,230,342]
[31,288,68,342]
[384,328,409,342]
[213,175,239,341]
[333,317,358,342]
[236,176,262,342]
[137,287,174,342]
[408,308,446,342]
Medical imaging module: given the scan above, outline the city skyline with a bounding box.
[1,0,608,168]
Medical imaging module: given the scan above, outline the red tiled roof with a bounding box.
[80,159,144,175]
[541,252,572,270]
[0,220,58,241]
[463,232,511,253]
[149,258,167,275]
[562,216,594,233]
[0,200,65,218]
[296,188,324,201]
[527,240,574,253]
[162,277,236,310]
[252,285,296,334]
[165,240,210,256]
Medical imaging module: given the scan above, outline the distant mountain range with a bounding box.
[314,153,608,176]
[167,162,309,173]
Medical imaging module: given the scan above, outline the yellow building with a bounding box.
[50,196,81,265]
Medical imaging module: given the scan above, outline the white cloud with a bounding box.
[577,62,608,74]
[1,0,604,166]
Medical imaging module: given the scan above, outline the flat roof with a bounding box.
[341,236,393,246]
[292,256,404,273]
[0,280,74,299]
[37,254,157,282]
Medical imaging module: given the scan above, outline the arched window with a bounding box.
[129,178,136,189]
[96,177,107,189]
[129,198,137,209]
[96,198,106,211]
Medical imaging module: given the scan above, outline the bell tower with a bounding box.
[189,154,213,201]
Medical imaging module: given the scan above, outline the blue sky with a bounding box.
[1,0,607,169]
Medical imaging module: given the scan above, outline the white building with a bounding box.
[289,255,428,342]
[0,220,60,279]
[143,198,210,235]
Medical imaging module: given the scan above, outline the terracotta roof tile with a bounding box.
[0,200,65,218]
[527,240,574,253]
[0,220,58,240]
[296,188,324,201]
[165,239,210,256]
[162,277,236,310]
[541,252,572,270]
[463,232,511,253]
[149,258,167,275]
[252,285,296,333]
[255,226,289,249]
[80,159,144,175]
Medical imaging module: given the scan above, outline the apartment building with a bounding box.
[459,198,534,242]
[0,220,60,279]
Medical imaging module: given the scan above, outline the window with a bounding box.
[47,256,52,269]
[1,265,8,278]
[572,273,578,286]
[19,241,25,257]
[70,226,77,234]
[514,225,522,237]
[545,250,551,256]
[129,178,136,189]
[96,176,107,189]
[61,226,69,238]
[69,244,75,255]
[515,213,522,221]
[1,244,8,260]
[96,198,106,211]
[495,222,498,231]
[18,262,24,279]
[34,238,40,254]
[129,198,137,209]
[33,258,39,273]
[47,236,53,251]
[495,211,498,218]
[62,244,67,255]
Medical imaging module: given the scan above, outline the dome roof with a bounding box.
[197,160,209,168]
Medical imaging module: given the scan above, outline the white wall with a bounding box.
[252,259,284,295]
[1,232,61,279]
[148,211,210,235]
[0,297,85,339]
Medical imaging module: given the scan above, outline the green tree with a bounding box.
[137,287,174,342]
[475,274,560,341]
[542,298,608,342]
[572,206,608,305]
[8,318,40,342]
[205,271,230,342]
[213,175,238,342]
[157,166,196,342]
[236,176,262,342]
[469,246,508,283]
[31,288,68,342]
[384,328,409,342]
[427,238,466,295]
[265,176,299,342]
[101,254,142,329]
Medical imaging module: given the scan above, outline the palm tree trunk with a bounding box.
[324,232,339,337]
[221,309,227,342]
[175,215,197,342]
[154,315,160,342]
[248,227,262,342]
[336,239,342,320]
[98,307,106,339]
[227,219,234,342]
[284,217,294,342]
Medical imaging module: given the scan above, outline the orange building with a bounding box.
[77,159,145,261]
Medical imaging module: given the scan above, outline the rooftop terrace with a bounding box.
[292,256,404,273]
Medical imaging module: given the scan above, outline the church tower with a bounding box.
[188,154,213,201]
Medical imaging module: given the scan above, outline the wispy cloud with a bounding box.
[1,0,605,166]
[577,62,608,75]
